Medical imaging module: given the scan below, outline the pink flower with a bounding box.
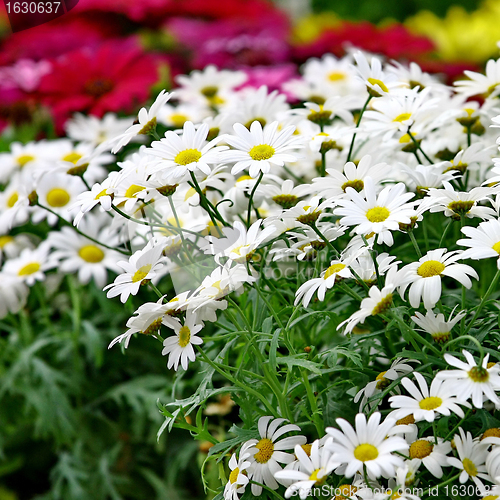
[35,38,161,128]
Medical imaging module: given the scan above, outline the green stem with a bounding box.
[438,219,453,248]
[247,171,264,228]
[407,129,433,164]
[196,347,277,416]
[443,335,485,365]
[347,95,371,162]
[463,269,500,336]
[408,231,422,258]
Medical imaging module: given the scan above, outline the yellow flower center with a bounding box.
[62,152,83,164]
[17,154,35,167]
[245,117,266,129]
[463,458,477,477]
[368,78,389,93]
[468,366,489,383]
[324,263,346,279]
[7,192,18,208]
[482,496,499,500]
[201,86,218,98]
[229,467,240,484]
[132,264,152,283]
[447,200,474,215]
[138,117,157,135]
[366,206,390,223]
[328,71,346,81]
[301,444,312,456]
[409,440,433,459]
[46,188,70,207]
[248,144,275,161]
[170,114,188,128]
[273,194,298,208]
[95,189,109,200]
[417,260,445,278]
[376,371,390,389]
[175,149,202,166]
[18,262,40,276]
[353,443,379,462]
[0,235,14,248]
[341,179,364,192]
[125,184,145,198]
[178,325,191,347]
[372,294,393,315]
[237,175,253,183]
[393,113,412,123]
[254,438,274,464]
[335,485,357,500]
[399,133,411,144]
[482,428,500,440]
[396,414,415,425]
[419,396,442,410]
[492,241,500,254]
[142,317,162,336]
[309,468,326,485]
[78,245,105,263]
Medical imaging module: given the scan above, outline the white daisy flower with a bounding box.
[71,173,119,227]
[407,437,452,479]
[401,163,458,196]
[65,112,134,147]
[397,248,478,309]
[354,358,418,411]
[244,416,307,496]
[109,298,177,349]
[335,177,417,246]
[175,65,247,107]
[3,245,54,286]
[103,240,165,303]
[325,412,408,480]
[148,121,227,177]
[34,173,86,225]
[447,428,490,489]
[458,219,500,269]
[388,372,469,423]
[411,309,466,344]
[111,90,173,153]
[353,51,401,97]
[0,272,29,319]
[454,58,500,98]
[259,178,310,209]
[311,155,390,199]
[224,442,253,500]
[221,120,303,178]
[435,350,500,408]
[274,440,336,499]
[426,182,496,220]
[363,87,438,140]
[223,86,289,130]
[161,314,203,371]
[294,257,352,307]
[337,282,395,334]
[47,224,122,288]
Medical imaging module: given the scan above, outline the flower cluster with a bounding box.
[3,46,500,500]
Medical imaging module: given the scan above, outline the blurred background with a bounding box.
[0,0,498,499]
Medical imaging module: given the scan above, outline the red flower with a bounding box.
[0,14,121,65]
[293,21,435,63]
[35,38,161,128]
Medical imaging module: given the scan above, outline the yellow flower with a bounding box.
[406,1,500,63]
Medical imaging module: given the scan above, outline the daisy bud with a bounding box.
[66,163,89,177]
[157,184,178,197]
[28,190,38,206]
[320,140,342,155]
[307,107,333,127]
